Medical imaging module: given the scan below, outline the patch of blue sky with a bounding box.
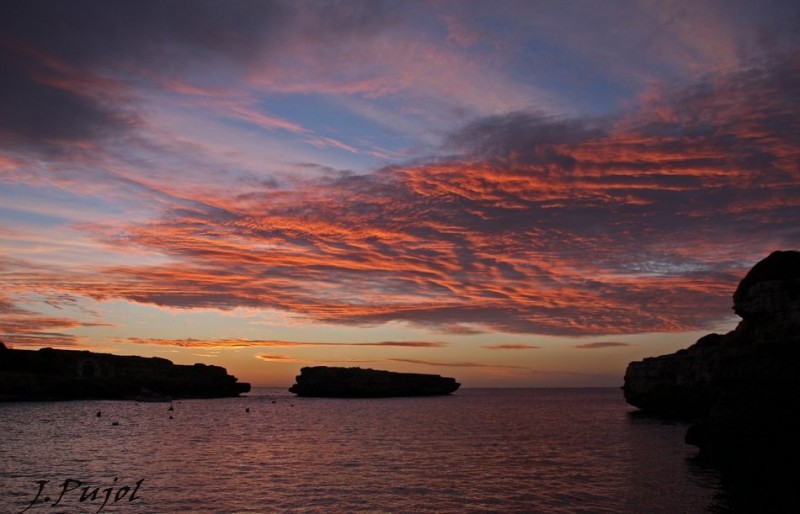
[256,92,421,157]
[0,203,68,228]
[504,38,637,118]
[0,182,133,224]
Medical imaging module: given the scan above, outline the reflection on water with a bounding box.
[1,388,738,513]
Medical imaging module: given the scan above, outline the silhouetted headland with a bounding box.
[0,345,250,401]
[623,250,800,463]
[289,366,460,398]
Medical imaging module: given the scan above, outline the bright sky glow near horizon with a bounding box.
[1,0,798,387]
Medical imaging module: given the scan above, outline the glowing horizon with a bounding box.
[1,0,798,387]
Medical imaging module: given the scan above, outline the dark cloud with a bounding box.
[0,53,131,150]
[0,0,290,70]
[444,111,604,163]
[369,341,448,348]
[0,0,284,152]
[483,344,541,350]
[0,0,399,154]
[573,342,632,350]
[388,358,528,369]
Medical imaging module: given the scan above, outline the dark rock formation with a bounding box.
[623,250,800,461]
[0,345,250,401]
[289,366,460,397]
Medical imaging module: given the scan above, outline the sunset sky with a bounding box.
[1,0,798,387]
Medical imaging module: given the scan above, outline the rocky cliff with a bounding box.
[0,345,251,401]
[289,366,460,397]
[623,250,800,461]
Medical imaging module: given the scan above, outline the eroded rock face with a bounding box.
[623,250,800,461]
[733,250,800,321]
[289,366,460,397]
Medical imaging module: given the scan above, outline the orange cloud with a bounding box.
[2,56,797,339]
[0,294,105,348]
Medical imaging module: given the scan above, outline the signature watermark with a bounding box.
[19,477,144,513]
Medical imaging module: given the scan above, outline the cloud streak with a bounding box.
[388,358,528,370]
[483,344,541,350]
[255,354,305,363]
[121,337,447,349]
[573,342,633,350]
[0,294,107,348]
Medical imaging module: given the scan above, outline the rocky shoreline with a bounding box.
[0,345,250,401]
[623,250,800,462]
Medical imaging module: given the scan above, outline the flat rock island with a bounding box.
[623,250,800,462]
[0,345,251,401]
[289,366,460,398]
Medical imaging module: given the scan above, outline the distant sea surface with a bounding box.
[1,388,749,513]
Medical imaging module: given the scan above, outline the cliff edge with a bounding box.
[289,366,460,398]
[622,250,800,461]
[0,345,251,401]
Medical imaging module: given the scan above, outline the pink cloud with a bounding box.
[121,337,447,349]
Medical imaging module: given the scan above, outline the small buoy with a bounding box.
[169,415,173,419]
[245,407,250,413]
[96,411,101,418]
[168,405,174,411]
[271,400,276,404]
[111,421,119,426]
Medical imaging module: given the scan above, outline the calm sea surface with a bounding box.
[0,388,747,513]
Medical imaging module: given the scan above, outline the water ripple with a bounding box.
[1,389,728,513]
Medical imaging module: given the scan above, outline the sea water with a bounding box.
[1,388,741,513]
